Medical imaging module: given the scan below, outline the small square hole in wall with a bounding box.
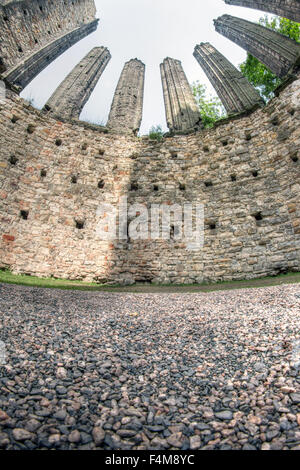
[205,181,213,187]
[98,180,105,189]
[40,169,47,177]
[20,210,29,220]
[252,212,263,222]
[55,138,62,146]
[27,124,35,134]
[130,182,138,191]
[9,155,18,165]
[179,183,186,191]
[288,108,295,116]
[291,153,299,162]
[0,57,5,73]
[245,132,252,141]
[18,46,23,53]
[81,143,88,151]
[11,115,20,124]
[99,149,105,156]
[231,174,237,182]
[71,175,78,184]
[170,224,175,239]
[75,220,85,230]
[221,139,228,147]
[203,146,210,153]
[271,116,279,126]
[252,170,259,177]
[153,184,159,191]
[171,152,177,159]
[209,223,216,230]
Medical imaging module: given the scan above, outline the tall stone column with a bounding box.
[214,15,300,78]
[224,1,300,24]
[194,43,264,115]
[0,0,97,74]
[2,20,99,90]
[107,59,145,135]
[44,47,111,120]
[160,57,202,133]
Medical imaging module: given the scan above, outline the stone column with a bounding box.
[160,57,202,133]
[44,47,111,120]
[214,14,300,78]
[0,0,97,74]
[224,1,300,24]
[107,59,145,135]
[2,20,99,90]
[194,42,264,115]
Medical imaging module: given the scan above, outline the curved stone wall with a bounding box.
[0,76,299,284]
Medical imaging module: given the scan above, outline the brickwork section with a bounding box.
[3,20,99,90]
[0,75,299,284]
[44,47,111,120]
[107,59,145,135]
[214,15,300,78]
[224,0,300,23]
[160,57,202,133]
[0,0,96,76]
[193,43,264,115]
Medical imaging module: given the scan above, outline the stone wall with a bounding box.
[0,75,299,284]
[0,0,96,73]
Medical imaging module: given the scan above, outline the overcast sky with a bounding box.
[21,0,265,134]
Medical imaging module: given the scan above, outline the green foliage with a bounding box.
[191,82,225,127]
[239,16,300,100]
[148,125,164,141]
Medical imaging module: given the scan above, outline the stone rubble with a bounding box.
[0,282,299,450]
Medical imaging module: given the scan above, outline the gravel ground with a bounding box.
[0,282,299,450]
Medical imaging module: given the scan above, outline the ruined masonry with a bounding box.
[107,59,145,135]
[0,0,300,284]
[0,0,98,90]
[44,47,111,120]
[194,43,264,115]
[224,0,300,24]
[214,14,300,79]
[160,58,202,133]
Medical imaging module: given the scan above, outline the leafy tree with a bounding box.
[191,82,226,128]
[148,125,164,141]
[239,16,300,101]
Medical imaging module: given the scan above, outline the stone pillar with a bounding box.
[0,0,97,74]
[2,20,99,90]
[44,47,111,120]
[224,1,300,24]
[194,42,264,115]
[160,57,202,133]
[107,59,145,135]
[214,15,300,78]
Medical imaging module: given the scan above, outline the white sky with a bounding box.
[21,0,265,134]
